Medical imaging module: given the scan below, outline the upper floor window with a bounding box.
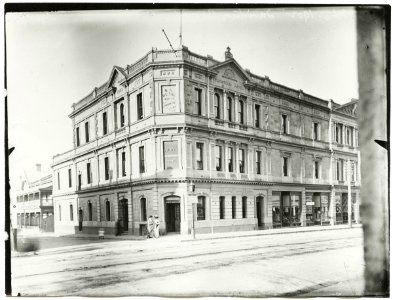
[78,173,82,191]
[196,143,204,170]
[281,114,289,134]
[85,121,89,143]
[335,123,343,144]
[103,112,108,135]
[313,122,320,140]
[87,162,91,184]
[137,93,143,120]
[214,93,220,119]
[255,104,261,128]
[197,196,206,220]
[238,100,244,124]
[163,141,179,170]
[195,88,202,116]
[228,147,234,172]
[227,97,233,122]
[68,168,72,188]
[315,161,320,179]
[139,146,145,173]
[120,103,125,127]
[256,151,262,175]
[215,145,222,171]
[121,152,126,177]
[104,157,110,180]
[57,172,60,190]
[336,159,343,181]
[76,127,80,147]
[219,196,225,219]
[239,149,245,173]
[346,127,353,146]
[88,201,93,221]
[283,157,289,177]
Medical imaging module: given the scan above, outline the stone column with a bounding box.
[300,189,307,226]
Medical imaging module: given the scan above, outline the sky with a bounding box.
[6,7,358,190]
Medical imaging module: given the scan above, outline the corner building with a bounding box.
[52,46,360,236]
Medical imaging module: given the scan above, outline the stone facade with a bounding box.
[52,46,361,236]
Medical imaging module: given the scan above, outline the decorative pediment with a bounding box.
[334,100,358,117]
[106,66,127,90]
[210,59,251,83]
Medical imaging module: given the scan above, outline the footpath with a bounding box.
[12,223,362,253]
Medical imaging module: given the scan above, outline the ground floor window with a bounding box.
[197,196,206,220]
[232,196,236,219]
[70,204,73,221]
[88,201,93,221]
[140,198,147,221]
[242,196,247,218]
[219,196,225,219]
[105,200,111,221]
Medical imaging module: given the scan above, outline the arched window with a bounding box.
[70,204,74,221]
[227,97,233,122]
[120,103,125,127]
[105,200,111,221]
[214,93,220,119]
[88,201,93,221]
[59,205,62,221]
[140,198,147,221]
[239,100,244,124]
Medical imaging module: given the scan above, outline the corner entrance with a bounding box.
[165,196,181,233]
[118,199,129,233]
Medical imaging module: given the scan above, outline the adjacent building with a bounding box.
[51,46,360,236]
[14,165,54,232]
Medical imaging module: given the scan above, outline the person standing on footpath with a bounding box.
[153,215,160,238]
[147,215,154,238]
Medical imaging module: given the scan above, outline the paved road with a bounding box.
[12,227,364,297]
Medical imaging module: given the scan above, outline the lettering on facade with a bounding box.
[163,141,179,169]
[161,85,177,113]
[161,70,175,76]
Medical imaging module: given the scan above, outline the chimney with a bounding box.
[35,163,41,172]
[225,46,233,60]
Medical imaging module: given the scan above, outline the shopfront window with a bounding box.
[291,194,301,225]
[312,193,321,224]
[321,194,329,223]
[282,193,291,227]
[335,194,343,223]
[342,193,348,224]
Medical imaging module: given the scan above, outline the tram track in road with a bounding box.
[13,234,363,296]
[12,233,362,279]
